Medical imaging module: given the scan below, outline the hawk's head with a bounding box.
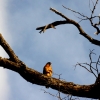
[46,62,52,65]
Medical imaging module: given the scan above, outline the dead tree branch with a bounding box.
[91,0,99,16]
[36,8,100,46]
[0,33,100,99]
[75,50,100,78]
[63,0,100,35]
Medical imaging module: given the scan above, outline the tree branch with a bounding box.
[75,50,100,78]
[36,8,100,46]
[0,57,100,99]
[0,34,20,62]
[0,33,100,99]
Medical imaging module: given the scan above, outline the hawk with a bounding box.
[43,62,52,88]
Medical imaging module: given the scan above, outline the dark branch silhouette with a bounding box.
[36,7,100,46]
[75,50,100,78]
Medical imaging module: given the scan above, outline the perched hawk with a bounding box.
[43,62,52,88]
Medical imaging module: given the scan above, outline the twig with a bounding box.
[50,7,69,20]
[91,0,99,16]
[62,5,89,19]
[75,50,100,78]
[63,1,100,35]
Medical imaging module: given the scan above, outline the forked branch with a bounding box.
[0,33,100,99]
[36,8,100,46]
[75,50,100,78]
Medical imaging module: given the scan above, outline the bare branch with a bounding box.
[75,50,100,79]
[91,0,99,16]
[36,8,100,46]
[89,0,93,12]
[41,74,79,100]
[63,2,100,35]
[0,33,100,99]
[62,5,89,19]
[36,20,67,33]
[41,89,59,98]
[50,8,69,20]
[75,62,92,73]
[75,62,97,78]
[0,34,20,62]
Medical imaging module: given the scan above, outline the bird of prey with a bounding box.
[43,62,52,88]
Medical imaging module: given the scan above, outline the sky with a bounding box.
[0,0,100,100]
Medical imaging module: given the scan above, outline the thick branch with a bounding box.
[0,34,100,99]
[0,57,100,99]
[36,8,100,46]
[0,34,20,62]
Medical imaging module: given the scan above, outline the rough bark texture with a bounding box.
[0,33,100,99]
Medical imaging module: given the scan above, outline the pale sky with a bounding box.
[0,0,100,100]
